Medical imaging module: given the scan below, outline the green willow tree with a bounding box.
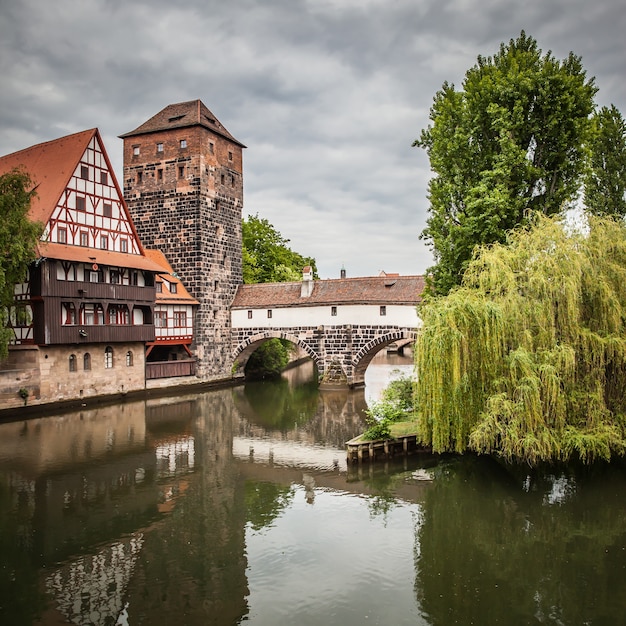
[415,32,597,295]
[415,214,626,465]
[0,169,43,359]
[585,104,626,218]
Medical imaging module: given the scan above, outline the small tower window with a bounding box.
[136,171,143,183]
[180,139,187,149]
[133,146,140,156]
[267,309,273,319]
[157,169,163,181]
[178,166,185,179]
[157,142,164,153]
[209,141,214,154]
[228,151,233,161]
[380,306,387,316]
[331,306,337,316]
[247,310,253,319]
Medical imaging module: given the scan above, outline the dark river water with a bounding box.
[1,355,625,626]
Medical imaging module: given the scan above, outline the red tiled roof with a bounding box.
[38,242,167,273]
[145,249,199,305]
[0,129,96,226]
[119,99,246,148]
[231,275,425,308]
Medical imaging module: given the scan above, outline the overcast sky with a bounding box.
[1,0,624,279]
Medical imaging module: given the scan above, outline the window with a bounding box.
[228,151,233,161]
[104,346,113,369]
[156,282,162,293]
[209,141,214,154]
[76,196,86,211]
[63,302,76,325]
[136,171,143,183]
[231,174,235,187]
[110,270,120,284]
[100,171,108,185]
[157,169,163,181]
[380,305,386,316]
[120,238,128,253]
[80,165,89,180]
[83,353,91,371]
[180,139,187,149]
[220,174,225,185]
[155,311,168,327]
[126,350,134,367]
[133,146,140,156]
[267,309,272,319]
[58,227,67,244]
[103,202,112,218]
[100,235,108,250]
[157,142,164,153]
[178,166,185,179]
[173,311,187,328]
[108,305,129,325]
[213,280,219,291]
[247,310,253,319]
[331,306,337,316]
[80,231,88,247]
[170,282,177,294]
[69,354,77,372]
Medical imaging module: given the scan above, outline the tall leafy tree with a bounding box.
[415,32,597,295]
[0,169,43,359]
[584,104,626,218]
[242,214,317,284]
[241,214,318,377]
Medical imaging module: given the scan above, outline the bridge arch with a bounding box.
[232,330,320,375]
[351,329,417,387]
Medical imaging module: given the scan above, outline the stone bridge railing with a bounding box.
[232,324,417,387]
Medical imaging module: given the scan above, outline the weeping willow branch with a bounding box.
[416,214,626,464]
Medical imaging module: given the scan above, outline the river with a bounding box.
[0,353,625,625]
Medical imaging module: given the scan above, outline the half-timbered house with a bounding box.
[144,249,199,380]
[0,129,165,407]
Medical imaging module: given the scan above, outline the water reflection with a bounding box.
[0,359,625,625]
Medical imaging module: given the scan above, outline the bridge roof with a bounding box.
[232,275,425,308]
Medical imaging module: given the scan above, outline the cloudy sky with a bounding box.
[1,0,624,279]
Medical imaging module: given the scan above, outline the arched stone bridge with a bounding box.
[231,324,418,387]
[230,272,424,388]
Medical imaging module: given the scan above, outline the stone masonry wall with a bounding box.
[123,124,243,380]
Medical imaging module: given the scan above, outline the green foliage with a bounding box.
[0,169,43,359]
[416,214,626,465]
[362,373,416,440]
[415,31,597,295]
[584,104,626,218]
[242,214,317,284]
[245,338,294,379]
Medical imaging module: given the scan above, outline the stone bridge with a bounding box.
[231,324,417,387]
[230,272,423,388]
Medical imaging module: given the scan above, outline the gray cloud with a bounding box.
[1,0,624,278]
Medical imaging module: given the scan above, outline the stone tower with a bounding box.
[120,100,245,379]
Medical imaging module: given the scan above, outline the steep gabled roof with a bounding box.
[231,275,425,309]
[145,250,199,305]
[0,128,96,226]
[119,99,246,148]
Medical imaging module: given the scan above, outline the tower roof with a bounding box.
[119,99,246,148]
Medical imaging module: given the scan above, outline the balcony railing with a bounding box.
[146,359,197,379]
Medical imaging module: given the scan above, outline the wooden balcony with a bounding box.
[44,324,155,345]
[146,359,197,379]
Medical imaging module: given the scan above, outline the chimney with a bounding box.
[301,266,314,297]
[340,266,346,279]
